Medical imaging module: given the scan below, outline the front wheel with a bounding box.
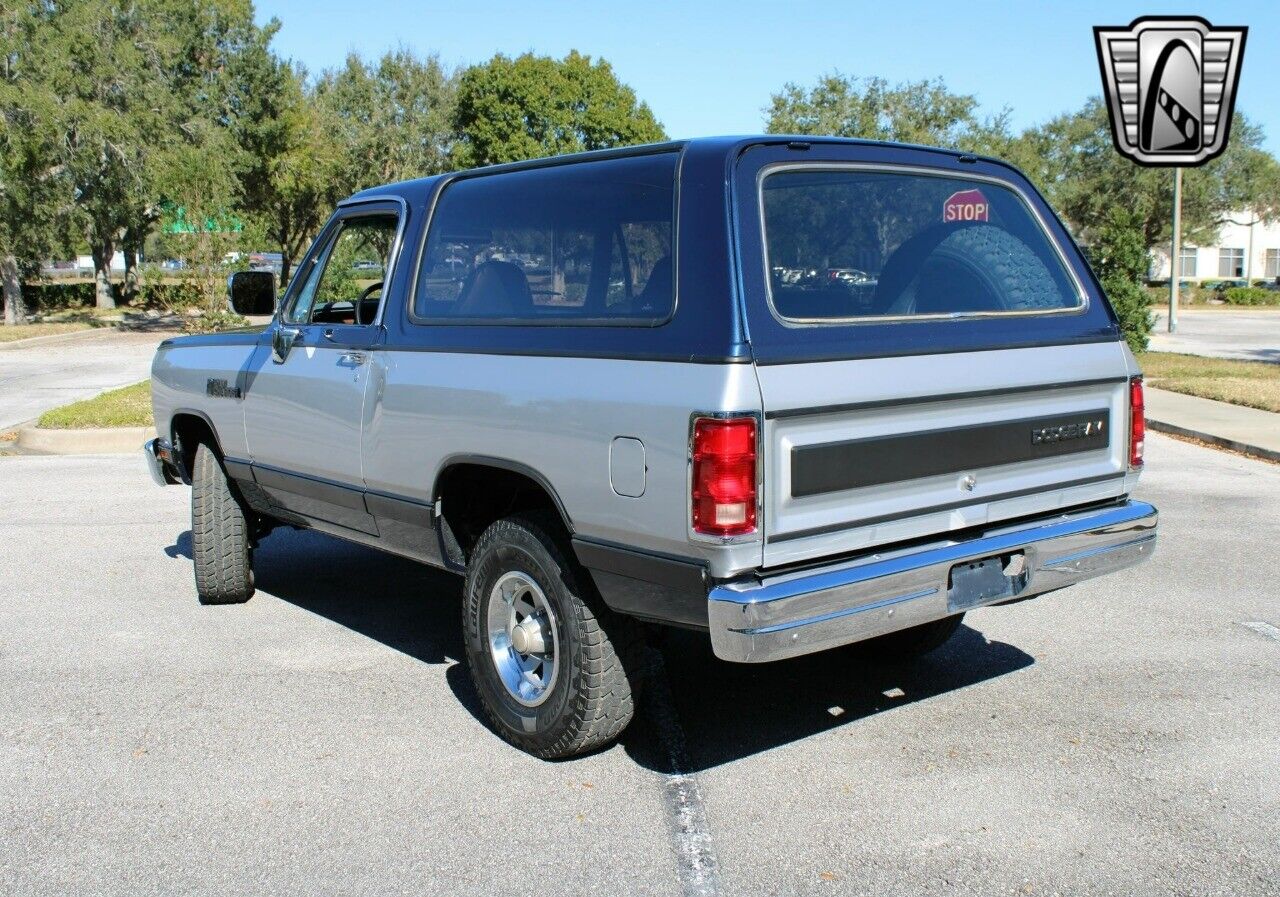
[462,514,642,758]
[191,442,254,605]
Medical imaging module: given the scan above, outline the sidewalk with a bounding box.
[1146,387,1280,463]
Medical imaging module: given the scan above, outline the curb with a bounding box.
[1147,417,1280,464]
[15,426,151,455]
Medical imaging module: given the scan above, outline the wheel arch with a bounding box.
[168,408,223,483]
[431,454,575,565]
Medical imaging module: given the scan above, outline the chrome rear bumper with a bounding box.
[708,500,1157,663]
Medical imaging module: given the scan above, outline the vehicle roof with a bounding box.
[341,135,1003,207]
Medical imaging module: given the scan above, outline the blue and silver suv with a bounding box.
[145,137,1157,758]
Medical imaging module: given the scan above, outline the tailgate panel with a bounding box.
[758,342,1139,568]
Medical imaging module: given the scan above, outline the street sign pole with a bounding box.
[1169,166,1182,333]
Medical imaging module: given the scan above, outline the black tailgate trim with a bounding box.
[791,408,1112,498]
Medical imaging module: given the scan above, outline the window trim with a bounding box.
[280,197,408,329]
[1218,247,1245,278]
[405,150,682,328]
[1178,245,1198,278]
[754,162,1090,327]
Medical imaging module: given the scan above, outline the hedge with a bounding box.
[1222,286,1280,306]
[19,280,211,311]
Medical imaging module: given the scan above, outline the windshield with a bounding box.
[760,168,1083,321]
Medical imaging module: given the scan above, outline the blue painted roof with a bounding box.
[340,135,1012,207]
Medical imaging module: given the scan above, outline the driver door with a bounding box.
[242,202,401,535]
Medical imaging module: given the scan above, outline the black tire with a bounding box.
[874,222,1064,314]
[859,613,964,661]
[191,442,254,605]
[927,225,1064,311]
[462,513,642,759]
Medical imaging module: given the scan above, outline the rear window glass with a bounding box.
[760,169,1082,321]
[413,153,676,324]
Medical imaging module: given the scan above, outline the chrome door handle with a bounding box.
[339,351,367,365]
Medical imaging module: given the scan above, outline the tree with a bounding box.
[245,66,336,287]
[224,37,331,287]
[764,72,1014,155]
[314,48,457,194]
[1014,99,1276,251]
[23,0,281,309]
[0,3,67,324]
[451,51,666,167]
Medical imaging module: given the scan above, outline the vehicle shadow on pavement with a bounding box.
[622,626,1034,774]
[171,527,1033,769]
[245,527,467,669]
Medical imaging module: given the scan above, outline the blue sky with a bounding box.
[255,1,1278,154]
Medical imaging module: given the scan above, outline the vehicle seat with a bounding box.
[634,255,672,313]
[454,260,532,317]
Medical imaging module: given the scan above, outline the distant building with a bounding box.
[75,252,127,273]
[1149,213,1280,283]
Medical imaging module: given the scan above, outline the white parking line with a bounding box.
[1241,621,1280,642]
[648,658,721,897]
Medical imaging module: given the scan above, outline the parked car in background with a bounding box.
[144,137,1157,758]
[248,252,283,275]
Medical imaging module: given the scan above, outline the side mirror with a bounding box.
[227,271,277,316]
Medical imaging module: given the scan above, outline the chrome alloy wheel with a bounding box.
[486,571,560,707]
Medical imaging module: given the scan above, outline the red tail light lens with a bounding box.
[691,417,757,537]
[1129,376,1145,468]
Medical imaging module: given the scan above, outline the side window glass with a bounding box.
[620,221,672,315]
[414,153,677,324]
[286,214,397,325]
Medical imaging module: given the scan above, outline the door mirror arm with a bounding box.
[272,326,302,364]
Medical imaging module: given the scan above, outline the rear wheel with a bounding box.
[462,514,642,758]
[191,442,254,605]
[859,613,964,661]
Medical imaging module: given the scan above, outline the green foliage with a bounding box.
[1223,286,1280,306]
[136,277,205,313]
[19,279,213,312]
[314,49,456,192]
[1087,207,1149,284]
[1145,283,1214,306]
[1084,208,1153,352]
[20,282,103,310]
[1014,100,1277,250]
[0,3,71,323]
[8,0,280,310]
[1101,276,1153,353]
[181,308,250,334]
[452,51,666,167]
[764,72,1014,155]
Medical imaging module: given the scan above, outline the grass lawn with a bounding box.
[0,321,95,342]
[1139,352,1280,414]
[37,381,154,429]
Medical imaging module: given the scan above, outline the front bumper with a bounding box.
[708,500,1157,663]
[143,437,179,486]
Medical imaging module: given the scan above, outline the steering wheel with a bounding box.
[355,281,383,324]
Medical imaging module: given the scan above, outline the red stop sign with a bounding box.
[943,189,989,223]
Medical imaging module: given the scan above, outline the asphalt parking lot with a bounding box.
[2,433,1278,896]
[1149,308,1280,363]
[0,329,168,430]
